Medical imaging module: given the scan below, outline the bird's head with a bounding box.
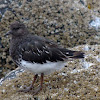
[6,21,28,37]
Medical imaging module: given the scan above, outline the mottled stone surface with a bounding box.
[0,0,100,99]
[0,0,100,78]
[0,45,100,99]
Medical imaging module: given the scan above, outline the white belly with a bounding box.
[19,60,67,75]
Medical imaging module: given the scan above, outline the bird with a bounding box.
[6,21,84,95]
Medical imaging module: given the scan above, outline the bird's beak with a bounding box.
[4,31,12,37]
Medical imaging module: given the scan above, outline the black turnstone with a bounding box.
[6,21,84,95]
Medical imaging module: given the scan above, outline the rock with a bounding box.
[0,45,100,99]
[0,0,100,87]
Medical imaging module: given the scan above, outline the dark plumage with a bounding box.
[8,22,84,64]
[7,21,84,95]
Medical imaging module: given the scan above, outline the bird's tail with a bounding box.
[69,51,84,59]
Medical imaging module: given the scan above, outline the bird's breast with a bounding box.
[19,60,67,75]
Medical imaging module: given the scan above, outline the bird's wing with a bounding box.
[19,36,84,63]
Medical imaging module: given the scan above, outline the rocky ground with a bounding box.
[0,0,100,78]
[0,0,100,99]
[0,45,100,100]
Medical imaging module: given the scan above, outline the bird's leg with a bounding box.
[18,74,38,92]
[32,73,44,95]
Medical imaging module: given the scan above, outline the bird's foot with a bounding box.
[31,86,42,95]
[18,85,42,95]
[18,73,43,95]
[18,85,33,93]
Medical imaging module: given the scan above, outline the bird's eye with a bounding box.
[13,27,20,30]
